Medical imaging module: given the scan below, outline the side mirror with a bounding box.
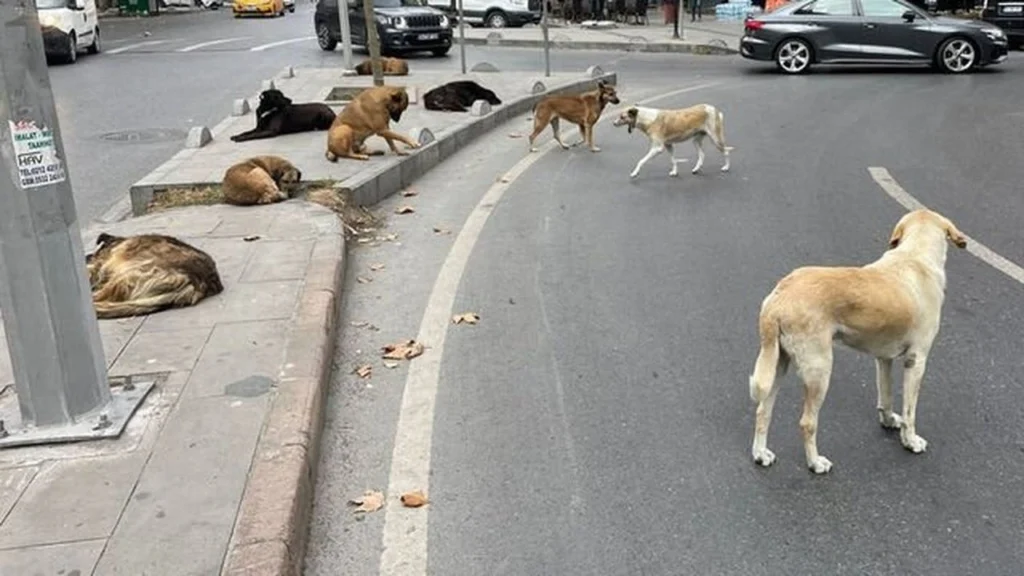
[902,9,916,21]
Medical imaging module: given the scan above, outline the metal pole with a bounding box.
[339,0,355,73]
[362,0,384,86]
[0,0,110,430]
[541,0,551,77]
[458,0,466,74]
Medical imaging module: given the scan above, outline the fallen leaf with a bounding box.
[383,361,399,369]
[382,339,425,360]
[350,320,369,328]
[357,237,373,244]
[507,132,523,139]
[452,312,480,325]
[432,226,452,236]
[395,205,415,215]
[357,276,373,284]
[498,176,510,183]
[242,235,261,242]
[354,364,372,378]
[349,490,385,513]
[402,188,419,197]
[370,263,386,272]
[378,233,399,242]
[400,490,429,508]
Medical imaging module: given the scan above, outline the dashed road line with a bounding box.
[176,37,251,52]
[105,40,168,55]
[868,166,1024,285]
[249,35,316,52]
[377,80,729,576]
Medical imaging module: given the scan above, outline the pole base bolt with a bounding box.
[92,413,112,431]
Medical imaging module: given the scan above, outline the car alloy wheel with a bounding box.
[317,23,337,51]
[775,38,811,74]
[938,37,976,74]
[486,10,507,28]
[66,33,78,64]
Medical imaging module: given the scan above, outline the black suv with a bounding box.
[315,0,453,57]
[980,0,1024,48]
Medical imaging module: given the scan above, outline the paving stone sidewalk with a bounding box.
[0,200,343,576]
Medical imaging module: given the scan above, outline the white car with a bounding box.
[284,0,295,11]
[36,0,101,64]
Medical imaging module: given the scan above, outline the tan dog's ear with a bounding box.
[888,221,904,249]
[944,218,967,249]
[626,107,638,134]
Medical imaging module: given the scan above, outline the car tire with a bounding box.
[774,37,812,75]
[935,36,977,74]
[289,4,295,11]
[485,9,508,28]
[431,46,450,57]
[317,22,338,51]
[87,27,101,54]
[65,32,78,64]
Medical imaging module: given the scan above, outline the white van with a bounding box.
[36,0,101,64]
[425,0,540,28]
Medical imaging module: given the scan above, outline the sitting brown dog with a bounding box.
[528,79,621,153]
[325,85,420,162]
[221,155,302,206]
[86,233,224,319]
[354,57,409,76]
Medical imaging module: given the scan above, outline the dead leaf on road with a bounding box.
[395,205,415,215]
[369,263,386,272]
[242,235,261,242]
[402,188,419,197]
[452,312,480,325]
[382,339,425,360]
[354,365,372,379]
[433,226,452,236]
[356,276,373,284]
[350,320,369,328]
[507,132,523,139]
[400,490,429,508]
[349,490,385,513]
[498,176,510,183]
[383,361,400,369]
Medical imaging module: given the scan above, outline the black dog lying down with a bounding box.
[230,88,336,143]
[423,80,502,113]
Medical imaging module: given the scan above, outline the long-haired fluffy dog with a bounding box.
[423,80,502,112]
[86,233,225,319]
[612,103,733,179]
[748,209,967,474]
[354,56,409,76]
[527,79,620,153]
[221,155,302,206]
[229,88,336,143]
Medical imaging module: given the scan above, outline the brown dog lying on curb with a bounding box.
[87,233,224,319]
[222,155,302,206]
[528,79,620,153]
[326,85,419,161]
[354,56,409,76]
[748,208,967,475]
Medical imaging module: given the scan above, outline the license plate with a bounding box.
[418,33,439,41]
[246,5,257,10]
[1003,5,1023,12]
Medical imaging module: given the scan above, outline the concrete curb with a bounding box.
[219,219,345,576]
[454,36,739,55]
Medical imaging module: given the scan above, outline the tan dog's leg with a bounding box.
[899,352,930,453]
[380,129,420,156]
[528,108,553,152]
[691,134,707,174]
[709,110,733,172]
[666,143,689,177]
[797,342,834,474]
[585,122,600,153]
[630,142,664,179]
[875,358,904,430]
[550,117,570,150]
[569,123,586,148]
[752,376,782,467]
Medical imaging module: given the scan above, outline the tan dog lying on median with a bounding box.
[528,79,620,153]
[748,209,967,474]
[612,103,734,179]
[86,233,224,319]
[325,85,419,161]
[354,57,409,76]
[222,155,302,206]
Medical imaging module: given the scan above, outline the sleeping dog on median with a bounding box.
[423,80,502,113]
[230,88,336,143]
[86,233,224,319]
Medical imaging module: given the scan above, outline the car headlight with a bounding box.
[375,14,393,26]
[439,14,449,27]
[393,16,408,29]
[982,27,1006,41]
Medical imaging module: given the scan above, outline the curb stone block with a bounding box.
[470,61,500,73]
[470,100,492,116]
[232,99,251,116]
[261,79,276,91]
[586,65,604,78]
[185,126,213,149]
[410,127,435,145]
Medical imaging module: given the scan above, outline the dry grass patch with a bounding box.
[146,185,224,213]
[299,182,383,239]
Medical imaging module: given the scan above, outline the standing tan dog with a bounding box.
[612,103,733,179]
[748,209,967,474]
[528,79,620,153]
[354,57,409,76]
[325,85,419,161]
[86,233,224,319]
[222,155,302,206]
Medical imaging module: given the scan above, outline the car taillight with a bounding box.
[745,19,765,33]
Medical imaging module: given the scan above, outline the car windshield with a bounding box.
[373,0,426,6]
[35,0,67,8]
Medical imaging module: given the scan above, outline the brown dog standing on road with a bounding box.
[748,209,968,475]
[354,57,409,76]
[325,85,419,161]
[528,79,620,153]
[86,233,224,319]
[222,155,302,206]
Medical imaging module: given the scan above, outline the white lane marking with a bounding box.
[378,80,727,576]
[869,166,1024,285]
[249,35,316,52]
[176,37,250,52]
[106,40,167,55]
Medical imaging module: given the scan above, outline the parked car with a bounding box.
[284,0,296,11]
[980,0,1024,47]
[315,0,453,56]
[36,0,101,64]
[233,0,287,16]
[424,0,541,28]
[739,0,1009,74]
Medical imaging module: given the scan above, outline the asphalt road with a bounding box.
[305,49,1024,576]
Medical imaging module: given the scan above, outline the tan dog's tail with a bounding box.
[716,109,735,153]
[93,284,201,320]
[749,311,785,403]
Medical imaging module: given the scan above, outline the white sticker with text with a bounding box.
[10,120,67,189]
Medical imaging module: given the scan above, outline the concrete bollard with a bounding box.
[281,66,295,78]
[261,79,276,91]
[410,127,435,146]
[529,80,546,94]
[470,61,500,73]
[486,31,502,45]
[185,126,213,149]
[232,98,251,116]
[585,65,604,78]
[470,100,491,116]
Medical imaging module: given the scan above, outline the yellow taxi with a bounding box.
[233,0,286,17]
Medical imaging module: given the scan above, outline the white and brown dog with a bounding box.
[612,103,733,179]
[748,209,968,474]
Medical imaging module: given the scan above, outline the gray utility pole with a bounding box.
[541,0,550,77]
[339,0,356,73]
[0,0,152,449]
[361,0,385,86]
[457,0,466,75]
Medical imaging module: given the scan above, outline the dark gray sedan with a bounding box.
[740,0,1010,74]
